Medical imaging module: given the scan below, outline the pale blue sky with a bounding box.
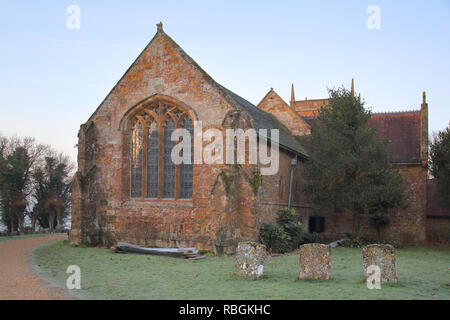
[0,0,449,161]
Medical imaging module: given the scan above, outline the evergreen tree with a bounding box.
[0,146,30,233]
[303,87,406,238]
[32,155,72,231]
[429,126,450,208]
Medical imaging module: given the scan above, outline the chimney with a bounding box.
[156,22,163,33]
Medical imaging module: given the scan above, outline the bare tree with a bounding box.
[0,133,50,233]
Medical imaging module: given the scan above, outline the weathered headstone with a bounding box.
[298,243,331,280]
[234,242,266,279]
[362,244,398,284]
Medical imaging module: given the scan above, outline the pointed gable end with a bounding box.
[86,23,237,130]
[258,89,311,136]
[85,23,307,158]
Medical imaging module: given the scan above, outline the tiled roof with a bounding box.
[302,116,320,127]
[219,85,309,158]
[153,29,309,158]
[301,111,422,164]
[87,27,310,159]
[157,30,309,158]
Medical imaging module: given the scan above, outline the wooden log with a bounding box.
[188,255,206,261]
[114,242,201,259]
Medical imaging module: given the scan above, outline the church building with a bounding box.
[258,81,429,244]
[70,23,432,252]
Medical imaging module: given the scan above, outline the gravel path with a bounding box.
[0,234,74,300]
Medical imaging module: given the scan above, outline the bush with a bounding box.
[276,207,304,246]
[259,207,322,253]
[259,224,292,253]
[369,212,390,237]
[302,232,322,244]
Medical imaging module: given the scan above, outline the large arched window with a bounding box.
[129,102,193,199]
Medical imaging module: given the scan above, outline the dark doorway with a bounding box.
[309,216,325,233]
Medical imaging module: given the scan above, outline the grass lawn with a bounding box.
[33,240,450,300]
[0,233,65,242]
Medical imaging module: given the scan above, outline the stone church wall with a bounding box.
[317,165,427,244]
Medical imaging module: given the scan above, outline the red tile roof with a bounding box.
[300,110,422,164]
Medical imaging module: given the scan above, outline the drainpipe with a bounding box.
[288,155,298,210]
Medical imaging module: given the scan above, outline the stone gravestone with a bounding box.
[362,244,398,284]
[298,243,331,280]
[234,242,266,280]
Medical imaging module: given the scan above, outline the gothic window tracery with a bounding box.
[129,102,193,199]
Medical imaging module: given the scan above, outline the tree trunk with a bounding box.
[56,207,62,231]
[16,211,24,235]
[376,226,381,240]
[48,212,55,233]
[31,214,36,233]
[351,211,361,240]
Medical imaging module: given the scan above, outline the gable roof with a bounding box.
[87,24,308,158]
[219,86,308,157]
[161,30,308,158]
[257,89,311,136]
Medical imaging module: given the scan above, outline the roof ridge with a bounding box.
[86,31,163,123]
[256,88,276,108]
[302,116,319,119]
[295,98,329,102]
[371,109,420,115]
[257,88,313,132]
[218,85,308,157]
[153,31,309,157]
[303,109,420,118]
[86,25,245,125]
[297,108,322,111]
[87,24,308,157]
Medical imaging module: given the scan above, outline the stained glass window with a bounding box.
[129,102,193,199]
[130,121,143,197]
[179,117,193,199]
[163,119,176,198]
[146,121,159,198]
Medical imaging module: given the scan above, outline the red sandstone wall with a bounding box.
[426,179,450,245]
[70,30,267,253]
[426,218,450,245]
[258,90,311,136]
[319,165,427,244]
[258,150,310,228]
